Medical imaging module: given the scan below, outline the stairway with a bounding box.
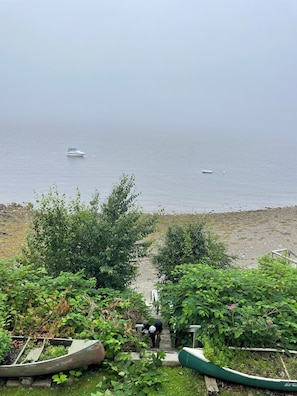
[134,312,180,365]
[149,314,173,351]
[158,319,172,350]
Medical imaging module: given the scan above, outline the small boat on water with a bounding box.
[67,148,86,157]
[0,336,105,377]
[178,347,297,392]
[202,170,213,174]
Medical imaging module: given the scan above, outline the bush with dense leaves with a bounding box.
[23,174,157,290]
[0,259,151,358]
[159,255,297,350]
[153,220,233,283]
[0,330,11,363]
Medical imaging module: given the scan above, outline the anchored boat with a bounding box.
[202,170,213,174]
[67,148,86,157]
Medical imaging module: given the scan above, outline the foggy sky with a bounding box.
[1,0,296,135]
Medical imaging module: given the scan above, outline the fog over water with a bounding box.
[1,1,296,212]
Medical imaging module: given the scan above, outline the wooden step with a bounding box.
[204,375,219,395]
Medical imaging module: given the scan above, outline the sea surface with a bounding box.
[1,124,297,214]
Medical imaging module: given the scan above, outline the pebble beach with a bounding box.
[1,204,297,302]
[205,206,297,268]
[132,206,297,303]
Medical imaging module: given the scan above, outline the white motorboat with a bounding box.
[67,148,86,157]
[202,170,213,174]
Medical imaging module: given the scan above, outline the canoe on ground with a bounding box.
[178,347,297,392]
[0,336,105,377]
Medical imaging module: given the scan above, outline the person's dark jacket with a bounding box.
[154,319,163,333]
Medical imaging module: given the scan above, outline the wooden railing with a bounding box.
[271,249,297,266]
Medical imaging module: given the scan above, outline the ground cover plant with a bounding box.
[0,367,209,396]
[0,330,11,363]
[0,258,166,393]
[215,349,297,379]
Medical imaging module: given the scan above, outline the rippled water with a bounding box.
[1,124,297,213]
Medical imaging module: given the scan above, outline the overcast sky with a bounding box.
[1,0,296,136]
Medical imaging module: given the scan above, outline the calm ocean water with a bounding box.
[1,124,297,214]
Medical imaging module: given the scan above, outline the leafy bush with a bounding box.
[159,256,297,350]
[0,330,11,363]
[23,175,157,290]
[0,258,150,359]
[153,221,233,283]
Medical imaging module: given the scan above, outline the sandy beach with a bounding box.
[1,204,297,303]
[205,206,297,268]
[132,206,297,303]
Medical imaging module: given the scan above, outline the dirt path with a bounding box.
[131,257,159,305]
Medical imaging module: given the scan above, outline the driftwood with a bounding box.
[204,375,219,395]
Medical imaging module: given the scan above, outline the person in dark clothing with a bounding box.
[154,319,163,333]
[142,320,150,335]
[148,319,163,348]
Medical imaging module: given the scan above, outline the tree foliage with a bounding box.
[23,174,156,290]
[153,220,233,283]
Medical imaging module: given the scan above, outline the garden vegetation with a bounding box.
[0,174,296,395]
[23,174,156,290]
[158,256,297,367]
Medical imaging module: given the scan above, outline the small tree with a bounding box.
[153,221,233,283]
[23,174,157,290]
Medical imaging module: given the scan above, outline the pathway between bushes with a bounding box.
[131,257,175,352]
[131,256,158,307]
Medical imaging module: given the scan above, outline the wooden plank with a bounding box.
[204,375,219,395]
[23,347,43,363]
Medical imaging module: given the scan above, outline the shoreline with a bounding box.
[1,203,297,268]
[133,205,297,301]
[153,205,297,269]
[204,205,297,268]
[3,201,295,214]
[2,203,297,304]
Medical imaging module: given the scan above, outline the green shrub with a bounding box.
[0,330,11,363]
[159,256,297,351]
[23,175,157,290]
[153,221,233,283]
